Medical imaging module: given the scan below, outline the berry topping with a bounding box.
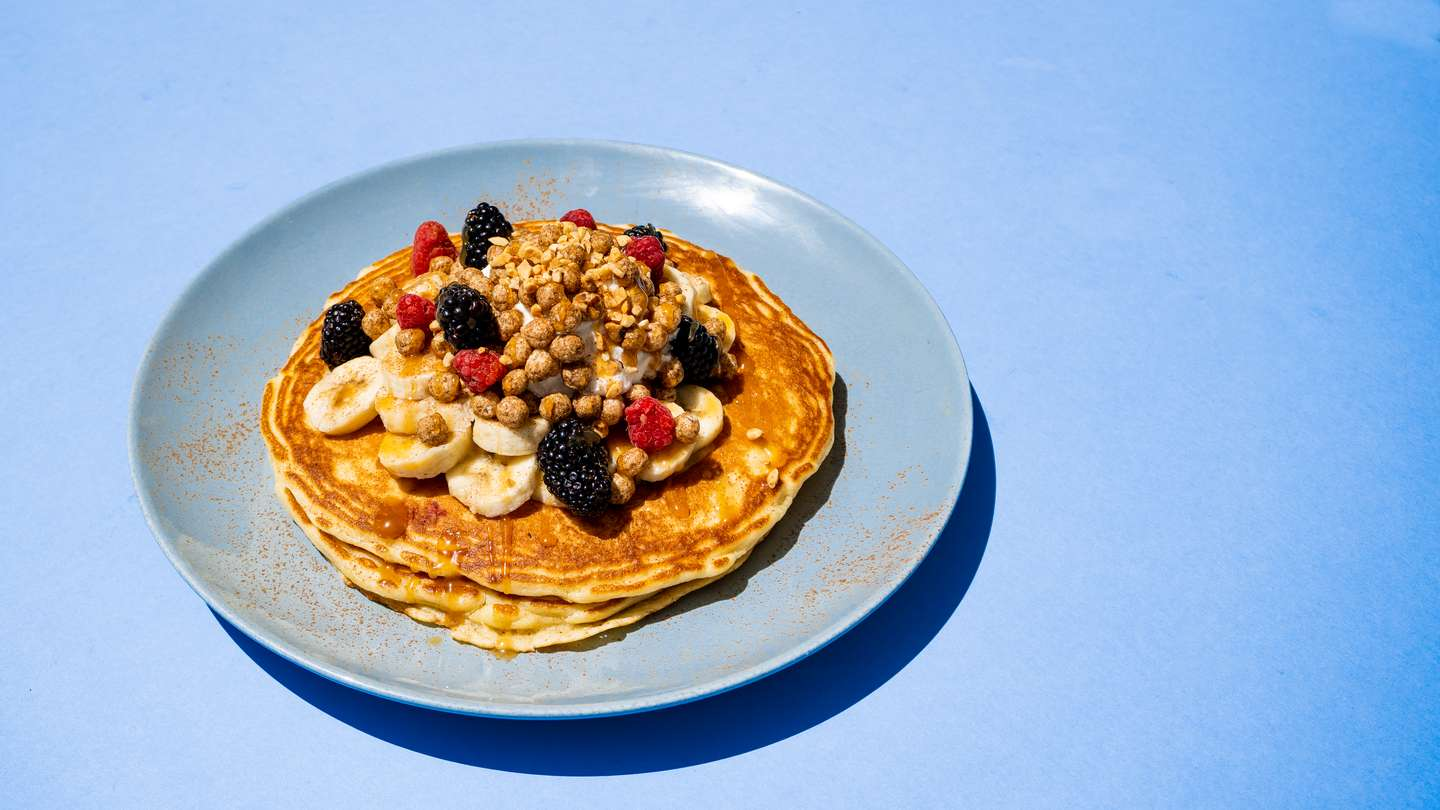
[624,235,666,274]
[623,223,667,253]
[411,221,458,276]
[559,208,596,229]
[537,417,613,516]
[668,314,719,382]
[624,396,675,452]
[461,202,513,269]
[320,300,369,369]
[395,293,436,329]
[435,283,499,350]
[451,349,507,394]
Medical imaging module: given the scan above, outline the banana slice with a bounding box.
[303,356,383,435]
[634,386,725,481]
[377,402,473,478]
[690,273,714,305]
[380,348,446,400]
[695,304,736,352]
[447,448,539,517]
[374,390,428,434]
[370,324,399,358]
[473,417,551,456]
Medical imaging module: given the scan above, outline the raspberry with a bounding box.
[452,349,507,394]
[560,208,596,229]
[624,396,675,452]
[395,294,436,329]
[411,221,458,276]
[624,235,665,273]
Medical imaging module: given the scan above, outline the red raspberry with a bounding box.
[395,294,436,329]
[624,396,676,452]
[411,220,458,276]
[452,349,507,394]
[624,235,665,273]
[559,208,596,229]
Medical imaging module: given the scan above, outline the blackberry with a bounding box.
[537,417,612,516]
[669,314,719,382]
[320,300,369,369]
[435,283,499,350]
[623,223,667,253]
[461,201,513,268]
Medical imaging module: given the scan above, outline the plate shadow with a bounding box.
[218,387,995,774]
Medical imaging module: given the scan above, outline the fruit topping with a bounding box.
[624,235,666,275]
[559,208,596,229]
[461,202,513,268]
[451,349,507,394]
[411,221,458,276]
[669,314,719,382]
[435,283,499,349]
[537,417,613,516]
[623,223,667,253]
[624,396,676,452]
[395,293,436,329]
[320,299,369,369]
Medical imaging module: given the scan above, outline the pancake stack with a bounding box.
[261,223,835,652]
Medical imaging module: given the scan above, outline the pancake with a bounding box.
[262,222,834,634]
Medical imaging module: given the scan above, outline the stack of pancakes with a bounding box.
[262,227,835,651]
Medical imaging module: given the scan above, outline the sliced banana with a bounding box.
[380,348,446,400]
[370,323,399,358]
[374,390,428,434]
[377,402,473,478]
[473,416,551,456]
[690,273,714,305]
[635,386,725,481]
[447,447,539,517]
[403,270,446,298]
[695,304,736,352]
[303,356,383,435]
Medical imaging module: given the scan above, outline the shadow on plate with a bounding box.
[218,386,995,775]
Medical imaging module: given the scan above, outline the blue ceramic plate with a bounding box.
[130,140,970,718]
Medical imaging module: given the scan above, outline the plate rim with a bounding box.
[128,138,972,719]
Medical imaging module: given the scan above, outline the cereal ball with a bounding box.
[626,384,651,403]
[655,386,677,402]
[381,293,401,319]
[428,371,462,403]
[604,378,623,399]
[521,317,555,349]
[549,334,585,363]
[558,265,583,294]
[428,255,456,276]
[550,300,581,333]
[555,243,586,265]
[525,349,559,382]
[704,317,725,340]
[471,390,500,419]
[395,327,427,356]
[674,413,700,444]
[503,334,532,366]
[620,329,644,351]
[361,308,392,340]
[561,364,593,390]
[417,413,451,446]
[497,395,529,427]
[716,351,740,380]
[642,322,669,353]
[496,308,523,342]
[538,392,573,422]
[502,368,530,397]
[489,284,517,310]
[430,335,454,357]
[539,223,562,243]
[610,473,636,505]
[600,397,624,426]
[617,446,648,478]
[659,357,685,388]
[574,393,602,420]
[536,282,566,311]
[485,244,507,266]
[657,281,681,300]
[653,302,681,332]
[590,231,613,256]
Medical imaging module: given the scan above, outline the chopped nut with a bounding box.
[538,392,573,421]
[525,349,559,381]
[471,391,500,419]
[605,379,623,399]
[521,317,555,349]
[574,393,602,420]
[617,446,648,478]
[485,244,507,266]
[395,327,427,356]
[361,309,392,340]
[600,397,624,426]
[429,371,462,402]
[610,473,636,505]
[417,413,451,446]
[549,333,586,363]
[496,309,523,341]
[626,384,652,403]
[496,396,528,427]
[659,357,685,387]
[674,413,700,443]
[592,421,610,438]
[561,364,593,390]
[746,427,764,440]
[614,233,631,247]
[503,335,532,366]
[502,368,530,397]
[428,255,456,276]
[487,235,510,246]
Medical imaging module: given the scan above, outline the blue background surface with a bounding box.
[3,1,1438,806]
